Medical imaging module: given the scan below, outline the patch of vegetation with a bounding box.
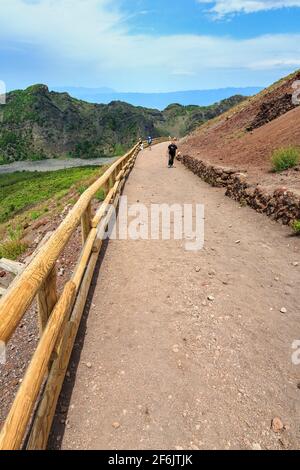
[55,189,70,201]
[30,210,44,220]
[95,188,106,202]
[291,220,300,234]
[271,146,300,172]
[0,227,27,260]
[239,197,248,207]
[73,141,104,159]
[77,184,89,196]
[0,166,104,224]
[114,143,126,156]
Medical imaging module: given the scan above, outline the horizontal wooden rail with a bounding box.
[0,137,168,450]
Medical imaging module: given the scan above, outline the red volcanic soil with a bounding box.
[180,70,300,193]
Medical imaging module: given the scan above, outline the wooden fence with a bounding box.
[0,140,152,450]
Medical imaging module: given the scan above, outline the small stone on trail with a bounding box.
[271,417,284,433]
[195,266,201,272]
[292,262,299,267]
[173,345,180,353]
[112,422,120,429]
[235,240,241,244]
[207,295,215,302]
[252,443,262,451]
[86,362,92,368]
[280,307,287,314]
[279,437,289,449]
[274,277,280,281]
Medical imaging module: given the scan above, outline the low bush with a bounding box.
[0,227,27,260]
[291,220,300,234]
[271,146,300,172]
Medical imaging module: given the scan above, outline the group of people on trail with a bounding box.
[139,135,180,168]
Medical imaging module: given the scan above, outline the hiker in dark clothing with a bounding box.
[168,140,178,168]
[147,135,153,150]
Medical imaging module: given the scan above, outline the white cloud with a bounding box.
[198,0,300,17]
[0,0,299,90]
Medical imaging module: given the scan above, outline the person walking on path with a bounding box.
[147,136,153,151]
[168,139,178,168]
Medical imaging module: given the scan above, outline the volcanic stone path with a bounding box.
[50,142,300,450]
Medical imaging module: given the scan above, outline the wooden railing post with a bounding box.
[103,180,110,197]
[37,266,58,336]
[109,173,114,189]
[81,202,92,245]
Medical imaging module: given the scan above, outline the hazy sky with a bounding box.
[1,0,300,92]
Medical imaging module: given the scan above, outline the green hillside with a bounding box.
[158,95,246,137]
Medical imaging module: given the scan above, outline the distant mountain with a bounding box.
[0,84,247,163]
[54,86,116,98]
[158,95,247,137]
[52,86,262,110]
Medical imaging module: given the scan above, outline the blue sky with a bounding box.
[0,0,300,92]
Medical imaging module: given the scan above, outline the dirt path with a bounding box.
[51,142,300,450]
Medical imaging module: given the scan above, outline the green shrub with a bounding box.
[271,147,300,172]
[0,227,27,260]
[30,210,43,220]
[77,185,88,195]
[0,238,27,260]
[29,151,47,161]
[291,220,300,234]
[95,188,105,202]
[114,143,125,156]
